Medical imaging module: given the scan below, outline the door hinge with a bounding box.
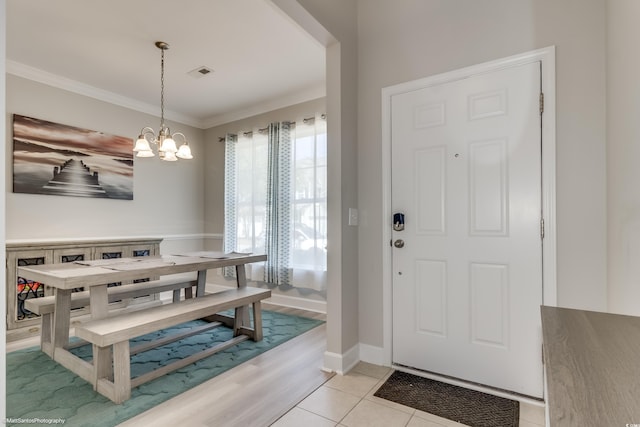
[540,218,545,239]
[539,92,544,114]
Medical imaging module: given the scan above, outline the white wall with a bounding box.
[357,0,608,350]
[607,0,640,316]
[5,75,206,253]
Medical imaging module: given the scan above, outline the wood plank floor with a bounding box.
[6,302,548,427]
[118,303,331,427]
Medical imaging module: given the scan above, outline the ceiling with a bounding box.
[6,0,326,129]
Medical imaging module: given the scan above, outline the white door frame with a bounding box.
[381,46,557,368]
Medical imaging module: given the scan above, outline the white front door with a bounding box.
[391,61,543,398]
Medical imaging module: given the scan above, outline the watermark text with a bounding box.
[5,418,66,425]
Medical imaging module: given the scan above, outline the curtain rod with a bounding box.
[218,114,326,142]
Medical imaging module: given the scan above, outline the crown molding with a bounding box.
[201,82,326,128]
[7,60,206,129]
[8,60,326,131]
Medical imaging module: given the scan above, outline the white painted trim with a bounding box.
[359,343,386,367]
[201,83,326,128]
[7,59,326,131]
[161,233,211,242]
[267,294,327,314]
[540,48,558,309]
[381,45,557,380]
[203,233,224,241]
[322,351,343,373]
[7,60,203,129]
[323,343,360,375]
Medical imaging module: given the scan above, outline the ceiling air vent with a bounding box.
[187,66,215,79]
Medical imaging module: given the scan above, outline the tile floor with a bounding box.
[272,362,546,427]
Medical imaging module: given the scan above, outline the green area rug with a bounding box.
[6,310,323,427]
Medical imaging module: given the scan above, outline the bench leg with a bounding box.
[172,289,181,302]
[93,344,113,388]
[185,286,193,299]
[233,306,244,337]
[112,341,131,404]
[252,301,263,341]
[40,313,53,356]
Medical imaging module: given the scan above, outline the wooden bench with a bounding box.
[74,286,271,403]
[24,276,197,352]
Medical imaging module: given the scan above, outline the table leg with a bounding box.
[89,285,109,320]
[235,264,247,289]
[235,265,250,326]
[52,289,72,353]
[196,269,207,297]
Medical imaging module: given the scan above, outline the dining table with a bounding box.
[16,251,267,361]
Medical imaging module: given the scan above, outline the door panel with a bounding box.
[391,61,543,398]
[415,147,446,235]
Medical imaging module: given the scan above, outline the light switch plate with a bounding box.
[348,208,358,226]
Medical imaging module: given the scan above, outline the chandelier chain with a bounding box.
[160,47,165,129]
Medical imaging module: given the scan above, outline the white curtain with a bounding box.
[265,122,293,285]
[223,116,327,291]
[224,131,267,281]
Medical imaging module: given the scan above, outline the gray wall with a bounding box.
[607,0,640,316]
[278,0,361,370]
[356,0,608,350]
[6,75,206,253]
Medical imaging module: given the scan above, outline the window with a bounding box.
[224,116,327,291]
[232,131,268,255]
[291,120,327,271]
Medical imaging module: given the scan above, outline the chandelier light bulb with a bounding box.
[160,137,178,154]
[176,143,193,160]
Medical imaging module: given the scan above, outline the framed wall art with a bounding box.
[12,114,134,200]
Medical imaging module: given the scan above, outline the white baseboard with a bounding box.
[267,293,327,314]
[358,343,387,366]
[323,343,360,375]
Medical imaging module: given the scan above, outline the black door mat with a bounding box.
[374,371,519,427]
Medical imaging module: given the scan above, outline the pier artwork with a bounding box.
[42,158,108,198]
[12,114,134,200]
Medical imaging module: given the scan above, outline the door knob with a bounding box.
[394,239,405,248]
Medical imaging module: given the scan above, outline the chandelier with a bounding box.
[133,41,193,161]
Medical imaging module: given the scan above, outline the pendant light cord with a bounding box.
[160,47,165,130]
